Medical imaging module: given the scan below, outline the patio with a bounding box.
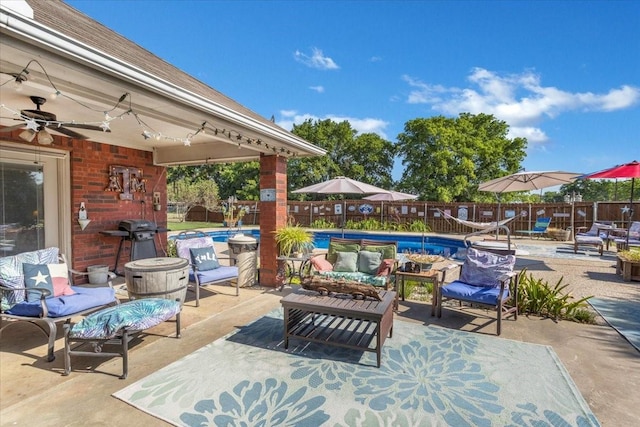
[0,238,638,426]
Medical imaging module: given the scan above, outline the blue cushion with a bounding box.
[5,286,116,318]
[189,247,220,271]
[69,298,181,339]
[190,266,238,285]
[440,280,510,305]
[22,263,55,301]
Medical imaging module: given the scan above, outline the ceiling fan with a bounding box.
[0,96,110,144]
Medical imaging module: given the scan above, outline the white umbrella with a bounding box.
[292,176,392,195]
[478,171,581,193]
[364,191,418,223]
[292,176,391,235]
[478,171,582,238]
[363,191,418,201]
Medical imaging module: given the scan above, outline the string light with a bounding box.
[1,60,298,157]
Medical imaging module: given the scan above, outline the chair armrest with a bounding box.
[0,285,51,317]
[438,263,461,285]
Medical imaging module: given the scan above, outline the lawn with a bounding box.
[167,221,222,231]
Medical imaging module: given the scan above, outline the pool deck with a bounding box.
[1,233,639,426]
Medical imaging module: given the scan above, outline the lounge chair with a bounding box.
[0,248,118,361]
[573,222,613,255]
[612,221,640,250]
[515,217,551,238]
[174,231,239,307]
[436,247,519,335]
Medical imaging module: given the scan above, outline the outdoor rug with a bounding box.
[114,309,599,426]
[589,297,640,352]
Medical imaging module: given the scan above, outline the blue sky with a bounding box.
[68,1,639,181]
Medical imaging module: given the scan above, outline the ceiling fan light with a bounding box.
[19,129,36,142]
[37,128,54,145]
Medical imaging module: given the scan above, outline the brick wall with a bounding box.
[68,139,167,275]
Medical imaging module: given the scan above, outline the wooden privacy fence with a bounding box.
[186,200,636,234]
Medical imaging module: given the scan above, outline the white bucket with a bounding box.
[87,265,109,284]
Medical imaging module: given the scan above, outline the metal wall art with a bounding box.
[105,165,146,200]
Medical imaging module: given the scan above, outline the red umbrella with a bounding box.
[583,160,640,246]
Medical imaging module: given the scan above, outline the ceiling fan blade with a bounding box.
[46,125,88,140]
[62,123,112,133]
[0,124,27,133]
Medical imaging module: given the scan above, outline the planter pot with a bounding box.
[549,230,571,241]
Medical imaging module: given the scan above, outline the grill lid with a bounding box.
[118,219,158,232]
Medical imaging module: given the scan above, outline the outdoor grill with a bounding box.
[101,219,167,274]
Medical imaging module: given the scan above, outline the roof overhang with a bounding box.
[0,1,325,165]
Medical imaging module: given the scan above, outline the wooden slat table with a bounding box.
[281,289,395,368]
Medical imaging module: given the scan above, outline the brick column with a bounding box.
[259,154,288,287]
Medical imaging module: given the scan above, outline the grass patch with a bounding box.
[168,221,223,231]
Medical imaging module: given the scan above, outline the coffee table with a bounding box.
[281,289,395,368]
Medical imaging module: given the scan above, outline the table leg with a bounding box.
[431,277,437,317]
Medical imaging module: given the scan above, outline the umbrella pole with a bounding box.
[627,178,635,247]
[342,199,346,238]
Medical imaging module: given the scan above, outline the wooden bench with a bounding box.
[310,237,398,290]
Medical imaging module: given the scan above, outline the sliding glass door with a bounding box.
[0,142,70,257]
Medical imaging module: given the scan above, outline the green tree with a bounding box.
[167,177,219,221]
[167,162,260,201]
[396,113,527,202]
[288,119,395,199]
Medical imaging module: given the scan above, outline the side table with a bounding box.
[395,269,441,316]
[277,255,312,291]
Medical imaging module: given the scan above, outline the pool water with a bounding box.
[197,229,463,256]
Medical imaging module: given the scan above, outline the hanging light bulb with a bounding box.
[19,129,36,142]
[50,90,60,100]
[37,128,54,145]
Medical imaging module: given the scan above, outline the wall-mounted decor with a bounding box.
[105,165,146,200]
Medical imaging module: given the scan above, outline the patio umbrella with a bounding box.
[292,176,391,236]
[478,171,582,238]
[364,191,418,223]
[583,160,640,247]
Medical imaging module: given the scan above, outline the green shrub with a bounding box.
[167,239,177,257]
[401,280,433,302]
[408,220,432,233]
[514,269,594,323]
[309,218,336,229]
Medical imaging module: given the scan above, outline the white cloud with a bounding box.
[403,68,640,145]
[293,48,339,70]
[277,111,389,139]
[370,56,382,62]
[309,85,325,93]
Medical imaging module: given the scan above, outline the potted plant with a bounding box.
[274,225,313,257]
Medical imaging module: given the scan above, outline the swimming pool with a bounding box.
[193,229,464,256]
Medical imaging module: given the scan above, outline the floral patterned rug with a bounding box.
[114,309,599,426]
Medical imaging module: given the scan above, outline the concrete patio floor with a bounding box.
[1,239,639,426]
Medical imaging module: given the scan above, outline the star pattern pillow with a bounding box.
[22,263,55,301]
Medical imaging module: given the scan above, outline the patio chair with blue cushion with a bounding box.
[0,247,118,361]
[515,217,551,238]
[436,247,519,335]
[174,231,239,307]
[573,222,609,255]
[612,221,640,251]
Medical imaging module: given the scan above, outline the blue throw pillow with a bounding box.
[189,247,220,271]
[22,263,54,301]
